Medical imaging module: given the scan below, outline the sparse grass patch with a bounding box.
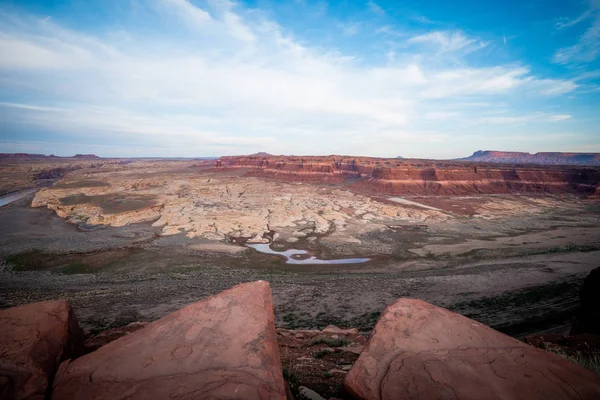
[4,250,47,271]
[62,262,91,274]
[452,281,580,312]
[542,344,600,374]
[346,310,381,331]
[282,368,309,400]
[529,243,600,255]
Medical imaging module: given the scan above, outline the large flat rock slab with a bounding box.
[0,300,82,400]
[52,281,286,400]
[345,298,600,400]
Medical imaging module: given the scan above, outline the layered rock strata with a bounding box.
[218,155,600,196]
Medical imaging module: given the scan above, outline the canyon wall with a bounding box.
[217,155,600,196]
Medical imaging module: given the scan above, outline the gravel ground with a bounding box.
[1,192,599,338]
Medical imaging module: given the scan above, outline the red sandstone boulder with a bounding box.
[345,299,600,400]
[52,281,286,400]
[0,300,83,400]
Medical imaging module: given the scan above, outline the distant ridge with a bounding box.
[460,150,600,166]
[0,153,100,159]
[0,153,48,159]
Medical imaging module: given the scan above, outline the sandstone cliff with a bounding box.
[217,155,600,197]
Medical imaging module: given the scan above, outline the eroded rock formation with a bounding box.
[0,300,83,400]
[344,298,600,400]
[52,281,286,400]
[31,162,446,243]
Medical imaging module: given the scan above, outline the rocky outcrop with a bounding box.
[217,155,600,197]
[571,266,600,335]
[526,267,600,374]
[344,298,600,400]
[0,300,83,400]
[52,281,286,400]
[462,150,600,165]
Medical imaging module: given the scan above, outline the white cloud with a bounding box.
[0,1,584,157]
[163,0,212,26]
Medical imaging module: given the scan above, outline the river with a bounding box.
[246,243,370,265]
[0,189,37,207]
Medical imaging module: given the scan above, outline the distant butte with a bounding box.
[72,154,100,159]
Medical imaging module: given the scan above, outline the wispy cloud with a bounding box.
[481,113,572,124]
[547,114,572,121]
[337,21,361,36]
[376,25,404,37]
[407,30,487,54]
[555,0,599,29]
[367,1,385,16]
[554,0,600,64]
[410,14,435,25]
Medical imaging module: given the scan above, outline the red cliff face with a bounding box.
[217,155,600,197]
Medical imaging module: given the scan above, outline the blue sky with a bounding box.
[0,0,599,158]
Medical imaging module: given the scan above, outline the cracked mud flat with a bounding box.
[1,160,600,339]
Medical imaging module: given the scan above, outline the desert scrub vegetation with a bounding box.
[314,349,334,359]
[281,345,309,400]
[310,337,350,347]
[282,368,309,400]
